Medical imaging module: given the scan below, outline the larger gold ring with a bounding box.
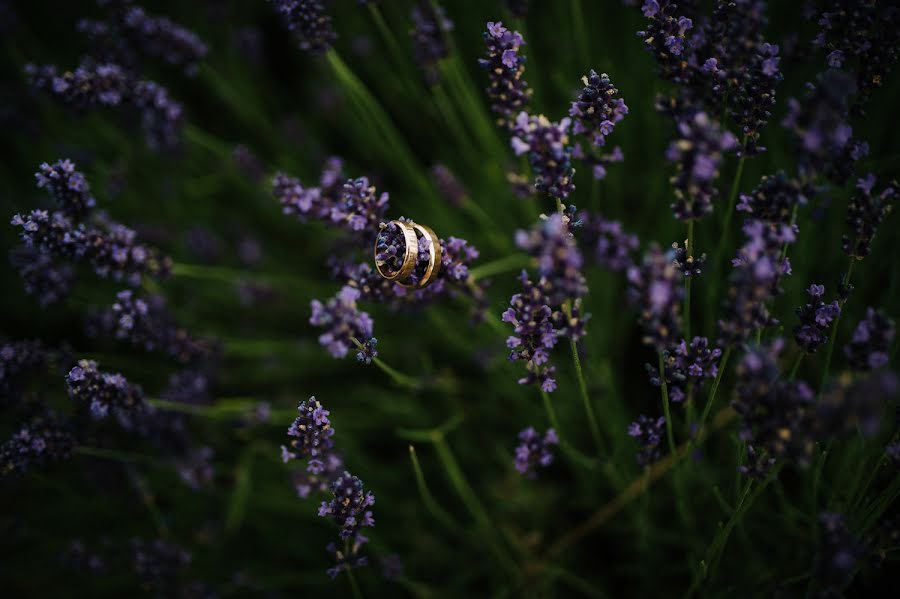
[374,220,418,281]
[398,223,442,289]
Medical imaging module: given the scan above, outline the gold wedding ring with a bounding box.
[374,220,418,281]
[373,219,443,289]
[398,222,442,289]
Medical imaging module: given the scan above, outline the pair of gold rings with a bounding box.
[374,219,442,289]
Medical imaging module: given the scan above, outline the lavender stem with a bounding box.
[658,353,677,457]
[685,219,694,341]
[819,257,856,393]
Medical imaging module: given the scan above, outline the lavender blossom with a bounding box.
[35,159,96,219]
[579,211,640,272]
[9,246,75,307]
[130,538,195,597]
[627,245,683,351]
[310,286,374,359]
[730,41,781,155]
[844,308,894,372]
[430,164,467,207]
[570,70,628,151]
[842,174,897,260]
[815,512,867,594]
[160,369,211,406]
[1,339,52,396]
[269,0,336,55]
[671,241,706,277]
[513,427,558,477]
[65,359,145,419]
[502,272,558,393]
[294,452,344,498]
[318,471,375,540]
[737,171,811,225]
[479,22,531,131]
[666,111,737,222]
[637,1,697,87]
[718,220,795,346]
[326,534,369,580]
[332,177,389,234]
[511,112,576,200]
[817,371,898,438]
[282,396,335,466]
[515,213,587,308]
[648,337,721,403]
[793,284,840,354]
[628,414,666,467]
[410,1,453,85]
[0,411,74,477]
[25,63,184,150]
[356,337,378,365]
[175,447,214,490]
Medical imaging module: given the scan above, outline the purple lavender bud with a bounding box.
[718,220,795,346]
[35,159,95,219]
[513,426,558,477]
[355,337,378,365]
[269,0,336,55]
[730,41,782,156]
[410,1,453,85]
[570,70,628,150]
[733,339,818,468]
[175,446,214,490]
[65,359,144,419]
[666,111,737,222]
[294,452,344,498]
[515,213,587,307]
[1,339,52,397]
[815,512,868,594]
[430,164,467,207]
[793,284,840,353]
[282,396,335,465]
[736,171,811,225]
[671,241,706,277]
[579,211,639,272]
[844,308,895,372]
[503,271,559,393]
[310,286,375,359]
[842,175,897,260]
[627,245,683,351]
[649,337,722,401]
[628,414,666,467]
[0,410,74,477]
[637,0,697,86]
[511,112,576,200]
[479,21,531,131]
[326,534,369,580]
[9,246,74,307]
[318,471,375,540]
[333,177,390,235]
[160,369,211,406]
[737,444,776,480]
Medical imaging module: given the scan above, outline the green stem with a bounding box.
[820,257,856,392]
[685,220,694,341]
[541,389,597,470]
[350,337,422,390]
[789,353,804,381]
[696,347,732,435]
[659,353,677,457]
[408,444,461,531]
[345,543,365,599]
[718,145,748,250]
[570,0,590,66]
[469,253,533,281]
[571,338,606,456]
[128,468,170,538]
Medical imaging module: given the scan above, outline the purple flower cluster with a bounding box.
[65,359,145,419]
[175,447,214,490]
[8,246,75,307]
[628,414,666,467]
[793,284,840,354]
[479,22,531,131]
[570,70,628,151]
[665,111,738,221]
[815,512,868,595]
[671,241,706,277]
[717,220,795,346]
[310,286,374,359]
[410,1,453,85]
[648,337,722,402]
[503,272,558,392]
[579,211,640,273]
[637,1,697,87]
[356,337,378,364]
[515,213,587,308]
[25,63,184,150]
[844,308,894,372]
[35,159,96,219]
[294,452,344,499]
[430,164,467,207]
[737,171,811,225]
[1,339,52,397]
[326,534,369,580]
[79,0,208,75]
[817,371,897,439]
[269,0,336,55]
[627,245,683,351]
[0,411,74,477]
[318,471,376,540]
[511,112,576,200]
[842,174,897,260]
[729,41,781,155]
[281,397,335,468]
[513,427,558,477]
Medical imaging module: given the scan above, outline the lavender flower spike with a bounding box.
[842,174,897,261]
[628,414,666,467]
[318,471,375,540]
[570,70,628,150]
[793,284,840,354]
[410,1,453,86]
[511,112,576,200]
[269,0,336,55]
[844,308,895,372]
[513,427,558,477]
[480,21,531,130]
[627,244,683,351]
[65,359,145,419]
[310,286,375,359]
[35,159,95,219]
[282,396,335,468]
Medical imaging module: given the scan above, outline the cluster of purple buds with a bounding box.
[80,0,208,75]
[282,397,335,471]
[671,241,706,277]
[90,290,215,364]
[479,22,531,131]
[130,538,198,598]
[737,444,776,480]
[515,213,587,308]
[356,337,378,364]
[628,414,666,467]
[511,112,576,200]
[627,244,683,351]
[666,111,738,222]
[813,1,900,108]
[1,339,52,397]
[793,284,840,354]
[513,427,558,477]
[35,159,96,219]
[0,410,74,477]
[815,512,868,595]
[579,211,639,273]
[648,337,721,403]
[729,41,781,156]
[318,471,376,540]
[65,359,145,419]
[410,1,453,85]
[843,308,894,372]
[503,272,558,393]
[25,63,184,150]
[8,246,75,307]
[310,286,374,359]
[570,70,628,152]
[733,340,817,468]
[717,220,795,346]
[737,171,811,225]
[842,174,897,260]
[294,452,344,499]
[430,164,468,207]
[326,534,369,580]
[817,371,897,439]
[637,1,697,87]
[269,0,336,55]
[175,447,214,490]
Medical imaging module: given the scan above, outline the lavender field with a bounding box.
[2,0,899,596]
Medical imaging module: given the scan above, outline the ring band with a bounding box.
[374,220,418,281]
[398,223,442,289]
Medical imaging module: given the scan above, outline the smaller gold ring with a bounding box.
[398,223,442,289]
[374,220,418,281]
